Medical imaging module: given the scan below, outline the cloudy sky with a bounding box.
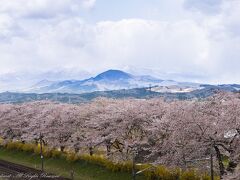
[0,0,240,84]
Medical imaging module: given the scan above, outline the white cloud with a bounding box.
[93,19,210,73]
[0,0,95,19]
[81,0,96,9]
[0,0,240,85]
[0,18,210,75]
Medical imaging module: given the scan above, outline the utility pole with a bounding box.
[132,152,136,180]
[70,167,74,180]
[210,142,214,180]
[149,84,152,92]
[40,133,44,172]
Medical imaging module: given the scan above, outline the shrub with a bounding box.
[120,161,132,172]
[6,141,24,151]
[42,147,52,158]
[80,154,107,166]
[51,149,62,158]
[34,145,41,155]
[201,174,220,180]
[65,152,78,162]
[21,143,35,153]
[0,138,3,146]
[78,154,132,172]
[180,169,200,180]
[32,144,51,158]
[5,141,16,150]
[1,141,219,180]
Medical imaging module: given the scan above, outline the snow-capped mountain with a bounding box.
[25,70,202,94]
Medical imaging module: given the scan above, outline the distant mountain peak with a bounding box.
[37,79,52,84]
[33,79,54,87]
[93,69,132,81]
[22,69,205,94]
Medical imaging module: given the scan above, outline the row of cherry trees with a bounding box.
[0,92,239,177]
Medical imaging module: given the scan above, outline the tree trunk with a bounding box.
[106,144,111,156]
[105,140,111,156]
[89,147,93,156]
[214,145,225,177]
[34,140,38,146]
[60,146,65,152]
[74,147,79,153]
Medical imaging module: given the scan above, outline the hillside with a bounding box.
[0,84,239,104]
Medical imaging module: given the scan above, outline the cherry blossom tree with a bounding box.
[0,92,239,178]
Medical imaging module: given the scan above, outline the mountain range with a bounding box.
[24,69,202,94]
[0,69,239,104]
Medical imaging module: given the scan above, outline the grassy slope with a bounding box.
[0,148,144,180]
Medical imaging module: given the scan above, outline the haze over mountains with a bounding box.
[0,69,240,95]
[23,70,202,94]
[0,69,90,92]
[0,69,240,104]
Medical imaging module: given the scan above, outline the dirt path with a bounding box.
[0,159,70,180]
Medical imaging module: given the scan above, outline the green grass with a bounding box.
[0,147,145,180]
